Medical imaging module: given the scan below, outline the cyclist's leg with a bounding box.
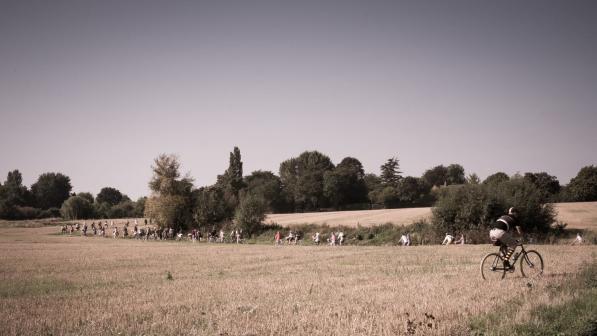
[500,232,518,267]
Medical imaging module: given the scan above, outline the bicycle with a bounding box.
[480,240,544,280]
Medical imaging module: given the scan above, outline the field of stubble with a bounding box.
[0,226,595,335]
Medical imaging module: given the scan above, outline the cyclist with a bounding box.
[489,207,522,269]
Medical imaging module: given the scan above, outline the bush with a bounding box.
[60,196,94,220]
[432,178,556,235]
[235,195,267,236]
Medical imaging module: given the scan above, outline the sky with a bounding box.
[1,0,596,199]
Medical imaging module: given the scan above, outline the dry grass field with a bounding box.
[266,202,597,230]
[1,226,595,335]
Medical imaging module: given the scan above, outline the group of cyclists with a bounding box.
[60,208,585,255]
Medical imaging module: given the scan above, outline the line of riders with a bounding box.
[60,220,248,243]
[59,220,346,246]
[60,208,587,249]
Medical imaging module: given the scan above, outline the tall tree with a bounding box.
[60,195,94,220]
[96,187,123,206]
[279,151,334,211]
[31,172,72,209]
[564,165,597,202]
[380,157,402,186]
[397,176,431,205]
[145,154,193,229]
[483,172,510,186]
[243,170,290,213]
[466,173,481,184]
[422,165,448,187]
[215,147,246,217]
[235,194,267,236]
[323,157,368,209]
[0,170,30,206]
[446,164,466,185]
[523,172,560,202]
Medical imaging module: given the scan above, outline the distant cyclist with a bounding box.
[489,207,523,268]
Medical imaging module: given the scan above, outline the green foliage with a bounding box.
[243,170,291,213]
[446,164,466,185]
[235,194,267,236]
[145,194,191,230]
[96,187,123,206]
[432,178,556,234]
[31,172,72,209]
[135,197,147,217]
[145,154,194,229]
[423,165,448,187]
[523,172,560,202]
[279,151,334,211]
[77,192,94,204]
[466,173,480,184]
[193,186,230,227]
[323,157,368,209]
[60,195,94,220]
[380,157,402,186]
[107,200,136,218]
[397,176,432,205]
[564,165,597,202]
[482,172,509,186]
[0,170,31,207]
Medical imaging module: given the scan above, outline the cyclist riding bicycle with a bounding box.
[489,207,523,269]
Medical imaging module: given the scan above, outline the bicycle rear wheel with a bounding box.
[520,250,544,278]
[481,252,506,280]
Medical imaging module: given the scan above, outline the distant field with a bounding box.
[266,202,597,230]
[0,226,595,335]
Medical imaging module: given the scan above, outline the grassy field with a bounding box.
[0,226,595,335]
[265,202,597,230]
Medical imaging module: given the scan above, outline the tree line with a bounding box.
[141,147,597,235]
[1,148,595,233]
[0,171,145,220]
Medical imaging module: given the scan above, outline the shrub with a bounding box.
[60,196,94,220]
[432,177,556,234]
[235,195,267,236]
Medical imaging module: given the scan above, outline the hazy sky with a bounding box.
[1,0,596,199]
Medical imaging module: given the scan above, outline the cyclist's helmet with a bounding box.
[508,207,518,216]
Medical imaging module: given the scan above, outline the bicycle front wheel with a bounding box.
[481,252,506,281]
[520,250,544,278]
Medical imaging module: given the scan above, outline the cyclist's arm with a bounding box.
[515,226,523,235]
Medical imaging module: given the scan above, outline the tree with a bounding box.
[323,157,368,209]
[193,186,229,227]
[145,194,190,229]
[483,172,510,186]
[145,154,194,230]
[214,147,246,218]
[60,195,94,220]
[380,157,402,186]
[523,172,560,202]
[107,200,136,218]
[397,176,431,205]
[31,173,72,209]
[279,151,334,211]
[77,192,94,204]
[96,187,123,206]
[234,194,266,236]
[466,173,480,184]
[135,197,147,217]
[564,165,597,202]
[446,164,466,185]
[243,171,290,213]
[422,165,448,187]
[0,170,30,208]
